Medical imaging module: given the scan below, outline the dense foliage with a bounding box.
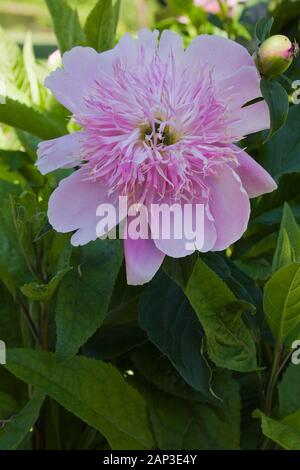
[1,0,300,451]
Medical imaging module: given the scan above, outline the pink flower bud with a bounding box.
[255,35,298,78]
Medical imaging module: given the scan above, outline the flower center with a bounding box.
[140,119,178,148]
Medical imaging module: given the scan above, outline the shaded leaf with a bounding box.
[0,391,44,450]
[56,240,123,358]
[260,78,289,142]
[255,16,274,43]
[278,362,300,417]
[139,271,211,395]
[144,371,240,450]
[5,349,155,450]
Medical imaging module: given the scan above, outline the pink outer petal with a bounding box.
[234,100,270,137]
[217,66,270,138]
[158,30,184,64]
[185,35,254,82]
[48,167,120,247]
[232,146,277,198]
[115,29,159,68]
[149,200,217,258]
[124,236,165,286]
[45,47,114,114]
[219,65,262,110]
[207,164,250,251]
[36,132,83,174]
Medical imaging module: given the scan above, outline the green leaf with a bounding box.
[273,203,300,271]
[262,105,300,182]
[185,259,258,372]
[255,17,274,43]
[84,0,120,52]
[0,391,45,450]
[254,409,300,450]
[260,78,289,142]
[139,271,211,395]
[0,283,22,347]
[0,27,30,102]
[0,97,67,140]
[0,392,18,420]
[23,32,40,105]
[10,192,39,278]
[264,263,300,345]
[5,349,155,450]
[271,0,300,33]
[144,371,240,450]
[56,240,123,358]
[20,268,71,303]
[15,130,41,161]
[131,343,207,402]
[278,362,300,417]
[0,182,30,290]
[45,0,86,53]
[163,254,198,289]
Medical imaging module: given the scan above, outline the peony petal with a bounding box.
[233,146,277,198]
[48,167,120,246]
[219,65,262,110]
[150,200,217,258]
[124,236,165,285]
[207,164,250,251]
[185,35,253,82]
[116,30,159,68]
[217,66,270,138]
[36,132,83,174]
[233,100,270,137]
[45,47,114,114]
[159,30,184,64]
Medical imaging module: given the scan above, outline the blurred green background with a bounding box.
[0,0,159,58]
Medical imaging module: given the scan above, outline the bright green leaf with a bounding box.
[23,32,40,105]
[264,263,300,345]
[45,0,86,53]
[273,203,300,271]
[0,97,67,140]
[84,0,120,52]
[20,268,71,303]
[0,27,30,102]
[255,409,300,450]
[185,259,257,372]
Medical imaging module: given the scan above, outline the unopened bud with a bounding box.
[255,35,298,78]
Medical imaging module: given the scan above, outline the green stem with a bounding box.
[260,339,283,450]
[264,338,282,416]
[18,295,42,348]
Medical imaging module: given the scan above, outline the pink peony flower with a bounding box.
[37,30,276,285]
[193,0,243,16]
